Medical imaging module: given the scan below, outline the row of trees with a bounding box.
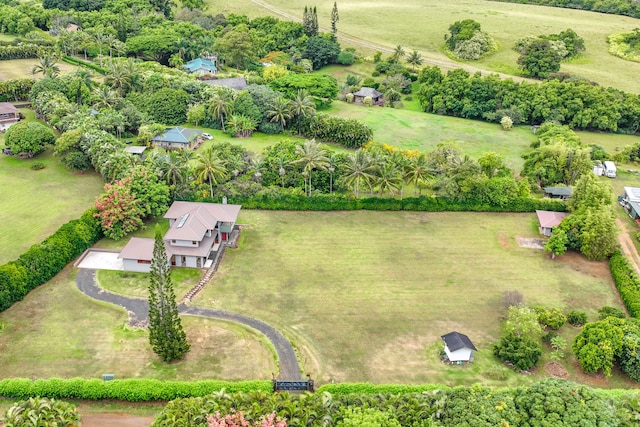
[417,65,640,133]
[493,0,640,19]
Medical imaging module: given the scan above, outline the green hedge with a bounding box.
[0,209,103,313]
[62,56,107,75]
[0,378,272,401]
[200,194,567,213]
[316,382,450,395]
[609,252,640,317]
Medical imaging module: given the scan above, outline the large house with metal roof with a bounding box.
[184,57,217,76]
[151,127,202,150]
[119,201,241,272]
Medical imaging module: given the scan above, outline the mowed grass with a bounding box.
[0,59,79,81]
[0,266,277,380]
[206,0,640,93]
[98,268,202,300]
[192,210,623,386]
[0,147,104,264]
[327,102,536,170]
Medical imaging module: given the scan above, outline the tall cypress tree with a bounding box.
[148,227,190,362]
[311,7,319,36]
[331,2,339,35]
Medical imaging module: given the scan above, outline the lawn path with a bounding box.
[250,0,527,81]
[75,269,301,381]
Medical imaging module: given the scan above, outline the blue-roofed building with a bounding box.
[151,126,202,150]
[184,58,217,76]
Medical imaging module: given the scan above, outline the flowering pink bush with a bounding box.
[207,409,287,427]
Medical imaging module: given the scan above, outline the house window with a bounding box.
[171,240,176,244]
[137,259,151,264]
[192,241,197,245]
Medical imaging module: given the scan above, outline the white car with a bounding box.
[201,132,213,140]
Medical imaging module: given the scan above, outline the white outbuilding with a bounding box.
[441,331,478,363]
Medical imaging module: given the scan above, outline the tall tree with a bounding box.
[293,139,329,196]
[266,97,292,130]
[195,147,227,198]
[341,150,376,198]
[330,2,339,35]
[406,50,422,71]
[148,227,190,363]
[31,56,60,79]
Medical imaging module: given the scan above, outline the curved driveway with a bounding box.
[76,269,301,381]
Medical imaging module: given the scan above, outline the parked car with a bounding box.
[202,133,213,140]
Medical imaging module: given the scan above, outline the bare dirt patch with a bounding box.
[516,237,546,250]
[545,361,569,379]
[556,251,611,279]
[81,414,155,427]
[498,232,510,250]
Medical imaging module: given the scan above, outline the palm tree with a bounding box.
[406,50,423,72]
[92,86,120,109]
[293,139,329,196]
[250,155,264,183]
[105,34,117,62]
[105,62,132,96]
[376,160,403,197]
[327,152,340,194]
[267,97,292,130]
[405,153,434,196]
[276,154,288,188]
[288,89,316,134]
[72,69,94,104]
[161,151,189,187]
[340,150,376,198]
[208,94,234,132]
[194,147,227,199]
[392,45,406,62]
[31,56,60,79]
[92,31,108,67]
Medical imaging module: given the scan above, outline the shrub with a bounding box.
[345,93,354,103]
[536,306,567,329]
[336,51,355,65]
[30,161,45,170]
[371,71,380,77]
[567,310,587,326]
[542,330,558,344]
[609,253,640,317]
[493,333,542,371]
[501,116,513,130]
[503,290,524,308]
[1,397,80,426]
[598,306,626,320]
[363,96,372,107]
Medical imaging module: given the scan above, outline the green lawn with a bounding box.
[0,59,79,81]
[0,266,277,380]
[205,0,640,93]
[97,268,202,300]
[327,101,537,170]
[0,147,104,264]
[185,210,627,387]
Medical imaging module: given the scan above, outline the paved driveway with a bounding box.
[76,250,124,270]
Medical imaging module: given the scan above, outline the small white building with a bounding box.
[441,331,477,363]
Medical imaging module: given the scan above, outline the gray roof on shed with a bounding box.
[441,331,477,352]
[353,87,383,98]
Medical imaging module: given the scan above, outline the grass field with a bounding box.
[98,268,202,300]
[0,266,277,380]
[0,59,79,81]
[205,0,640,93]
[0,146,104,264]
[182,210,629,387]
[327,101,536,169]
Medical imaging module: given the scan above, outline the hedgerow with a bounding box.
[609,252,640,317]
[200,194,567,213]
[0,378,271,401]
[316,383,448,395]
[0,209,102,313]
[62,56,107,75]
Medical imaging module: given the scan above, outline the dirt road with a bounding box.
[617,218,640,276]
[81,414,156,427]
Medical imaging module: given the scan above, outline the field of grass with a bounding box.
[0,59,79,81]
[327,101,536,169]
[0,266,277,380]
[183,210,629,387]
[98,268,202,300]
[206,0,640,93]
[0,146,104,264]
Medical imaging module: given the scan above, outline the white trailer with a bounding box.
[604,161,617,178]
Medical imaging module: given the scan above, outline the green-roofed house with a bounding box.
[151,126,202,150]
[544,186,573,201]
[184,57,217,77]
[621,187,640,223]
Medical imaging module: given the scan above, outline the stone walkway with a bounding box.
[75,269,301,380]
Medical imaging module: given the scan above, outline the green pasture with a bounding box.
[0,147,104,264]
[98,268,202,300]
[0,58,79,81]
[205,0,640,93]
[0,267,277,380]
[327,101,536,169]
[183,210,626,387]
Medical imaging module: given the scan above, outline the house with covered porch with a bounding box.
[119,201,241,272]
[0,102,21,131]
[620,187,640,223]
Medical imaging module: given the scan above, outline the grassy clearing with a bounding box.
[327,101,536,170]
[205,0,640,93]
[98,268,202,299]
[0,146,104,264]
[0,59,79,81]
[0,266,277,380]
[191,210,626,387]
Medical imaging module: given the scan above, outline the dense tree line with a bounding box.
[417,66,640,133]
[492,0,640,19]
